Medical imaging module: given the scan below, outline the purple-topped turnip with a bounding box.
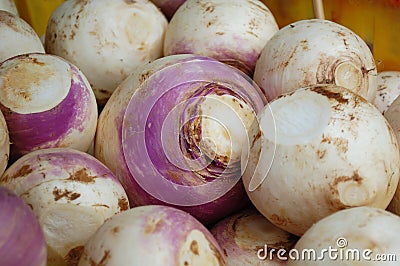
[78,205,225,266]
[0,53,97,161]
[0,186,47,266]
[0,148,129,266]
[0,10,44,63]
[163,0,279,76]
[211,208,298,265]
[95,55,267,224]
[45,0,168,105]
[242,84,399,236]
[254,19,377,102]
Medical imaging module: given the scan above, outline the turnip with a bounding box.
[242,84,400,236]
[95,55,266,224]
[0,53,97,161]
[210,208,298,265]
[0,10,44,63]
[45,0,168,106]
[0,110,8,176]
[163,0,279,76]
[254,19,377,102]
[372,71,400,114]
[0,0,18,16]
[96,54,196,181]
[150,0,186,19]
[0,186,47,266]
[287,207,400,265]
[384,95,400,217]
[0,148,129,266]
[78,205,225,266]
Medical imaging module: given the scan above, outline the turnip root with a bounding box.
[0,148,129,266]
[78,205,225,266]
[242,84,400,236]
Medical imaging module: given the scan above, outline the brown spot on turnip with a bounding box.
[251,131,261,148]
[144,217,163,234]
[300,39,309,51]
[139,70,151,83]
[317,149,326,159]
[30,57,45,66]
[331,173,363,187]
[190,241,199,255]
[68,168,96,183]
[270,214,291,227]
[311,86,349,105]
[89,250,110,266]
[53,187,81,201]
[1,165,32,182]
[223,248,228,256]
[112,226,120,234]
[206,19,216,27]
[118,197,129,211]
[204,4,215,13]
[321,137,348,153]
[69,30,76,40]
[167,170,183,184]
[247,30,258,38]
[335,30,346,38]
[65,245,84,266]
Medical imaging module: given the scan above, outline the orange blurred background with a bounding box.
[13,0,400,72]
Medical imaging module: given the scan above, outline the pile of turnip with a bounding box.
[1,0,400,265]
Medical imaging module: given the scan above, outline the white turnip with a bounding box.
[45,0,168,105]
[254,19,377,102]
[242,84,399,236]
